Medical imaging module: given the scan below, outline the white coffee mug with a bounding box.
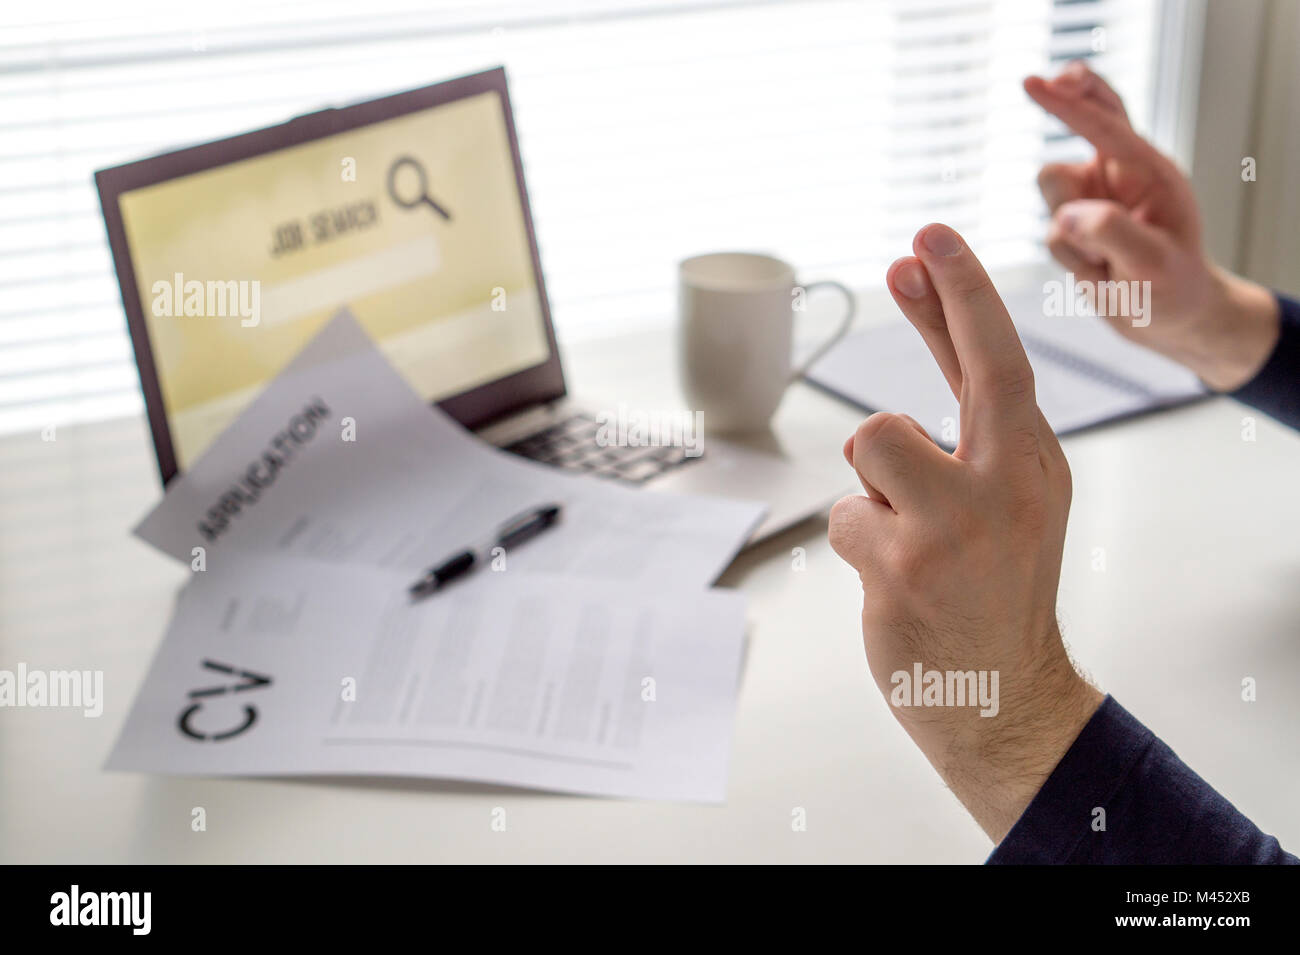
[678,252,855,432]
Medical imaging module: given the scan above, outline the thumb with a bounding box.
[1054,198,1169,275]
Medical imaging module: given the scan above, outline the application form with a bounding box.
[134,310,766,589]
[107,557,747,802]
[118,311,762,801]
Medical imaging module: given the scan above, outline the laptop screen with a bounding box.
[114,85,553,471]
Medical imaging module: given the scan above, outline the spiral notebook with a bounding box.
[805,284,1208,448]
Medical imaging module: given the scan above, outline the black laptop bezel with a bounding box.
[95,66,567,486]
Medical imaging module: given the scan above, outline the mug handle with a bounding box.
[789,279,856,383]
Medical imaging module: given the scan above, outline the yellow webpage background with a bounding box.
[119,90,549,468]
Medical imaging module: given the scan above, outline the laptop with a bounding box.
[95,66,846,542]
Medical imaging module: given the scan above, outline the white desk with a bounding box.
[3,303,1299,863]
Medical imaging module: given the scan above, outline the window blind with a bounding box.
[0,0,1177,435]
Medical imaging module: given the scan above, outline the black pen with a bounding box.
[408,503,563,599]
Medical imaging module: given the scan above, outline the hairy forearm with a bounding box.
[894,638,1104,844]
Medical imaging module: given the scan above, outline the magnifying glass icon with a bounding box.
[387,156,453,221]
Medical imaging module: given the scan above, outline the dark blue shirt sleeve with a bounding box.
[1229,293,1300,431]
[987,696,1298,864]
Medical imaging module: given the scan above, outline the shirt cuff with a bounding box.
[1230,292,1300,430]
[986,695,1147,864]
[987,695,1298,864]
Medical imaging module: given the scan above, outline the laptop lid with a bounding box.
[96,66,565,485]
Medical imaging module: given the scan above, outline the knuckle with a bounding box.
[1007,420,1041,457]
[876,419,924,476]
[827,496,854,534]
[990,366,1037,405]
[853,414,885,446]
[828,494,858,528]
[948,270,997,303]
[1004,471,1061,536]
[998,472,1048,529]
[884,534,930,582]
[908,303,947,332]
[828,497,869,559]
[1047,446,1073,503]
[872,413,911,446]
[857,413,909,456]
[1093,203,1127,236]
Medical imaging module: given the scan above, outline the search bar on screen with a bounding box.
[258,235,441,328]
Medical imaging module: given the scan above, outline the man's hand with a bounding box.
[828,223,1102,844]
[1024,61,1279,391]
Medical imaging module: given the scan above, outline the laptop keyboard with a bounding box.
[501,411,702,484]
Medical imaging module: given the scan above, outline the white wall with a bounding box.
[1192,0,1300,297]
